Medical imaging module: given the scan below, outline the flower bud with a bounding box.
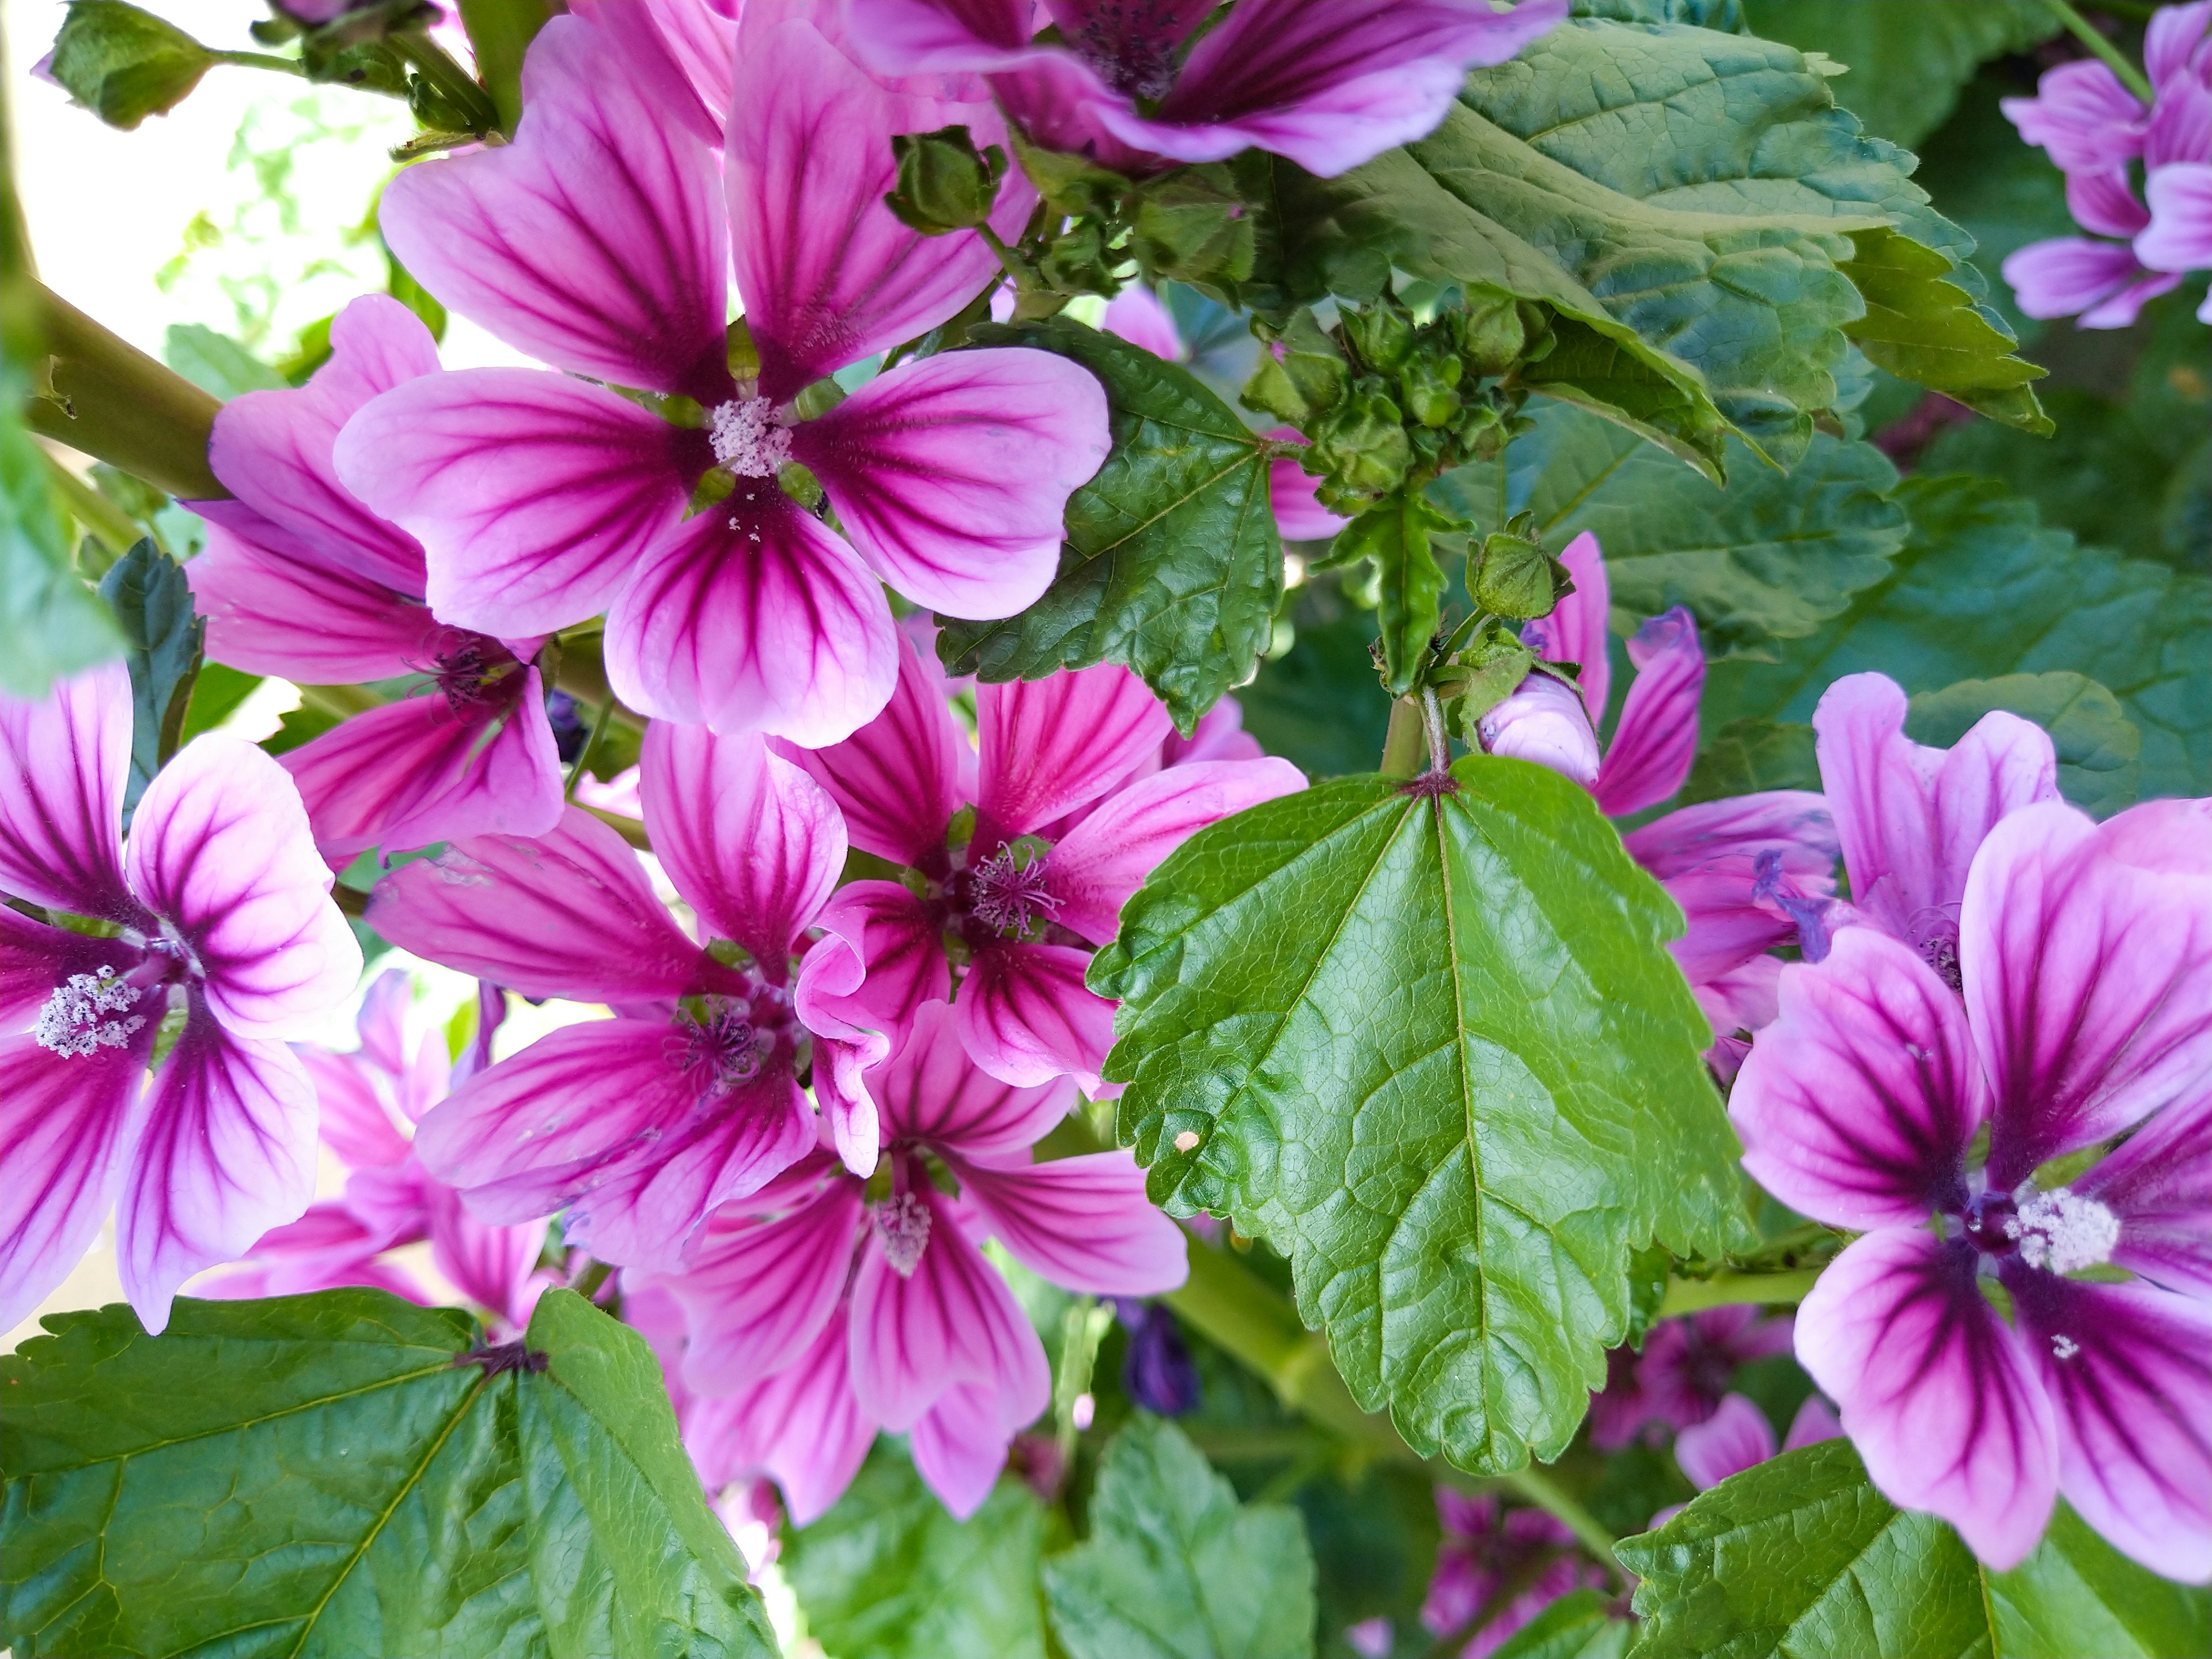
[1128,168,1255,286]
[883,124,1007,236]
[1398,352,1464,428]
[44,0,215,130]
[1240,310,1347,425]
[1477,668,1600,787]
[1456,294,1529,377]
[1311,384,1411,498]
[1342,297,1415,372]
[1474,525,1570,620]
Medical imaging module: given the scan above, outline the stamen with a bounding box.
[2005,1184,2120,1275]
[673,999,765,1096]
[969,842,1061,938]
[709,397,794,478]
[35,967,147,1058]
[872,1191,932,1277]
[2050,1333,2080,1361]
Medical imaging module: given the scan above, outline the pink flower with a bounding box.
[634,1000,1187,1520]
[187,295,565,867]
[204,973,553,1335]
[368,722,870,1271]
[2137,161,2212,320]
[845,0,1565,179]
[1731,798,2212,1577]
[1420,1491,1606,1658]
[789,636,1304,1094]
[335,8,1111,747]
[1646,1391,1841,1526]
[0,664,360,1332]
[1478,532,1839,1040]
[1586,1306,1795,1450]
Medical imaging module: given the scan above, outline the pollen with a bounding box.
[969,842,1062,938]
[709,397,794,478]
[2050,1333,2080,1361]
[872,1191,933,1277]
[2006,1185,2120,1275]
[36,968,147,1058]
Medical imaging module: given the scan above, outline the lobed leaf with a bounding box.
[1908,672,2140,820]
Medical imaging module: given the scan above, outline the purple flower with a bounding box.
[1421,1491,1607,1659]
[335,8,1111,747]
[1731,798,2212,1575]
[789,635,1304,1093]
[1646,1391,1840,1526]
[847,0,1566,179]
[368,723,870,1270]
[0,665,361,1332]
[186,296,565,867]
[1116,1296,1202,1415]
[2137,161,2212,321]
[1586,1306,1794,1450]
[633,1000,1187,1521]
[204,972,554,1335]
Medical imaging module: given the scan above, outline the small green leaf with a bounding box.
[1041,1415,1317,1659]
[0,372,122,699]
[935,319,1283,735]
[1908,672,2140,819]
[1092,758,1745,1473]
[1335,492,1455,695]
[1680,719,1821,807]
[96,539,202,821]
[1487,1588,1633,1659]
[178,660,263,743]
[44,0,214,130]
[1840,228,2050,436]
[783,1441,1048,1659]
[264,698,344,756]
[160,323,285,400]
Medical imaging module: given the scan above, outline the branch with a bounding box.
[23,285,226,500]
[1658,1267,1824,1317]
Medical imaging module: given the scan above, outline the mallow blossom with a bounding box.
[1588,1306,1794,1450]
[339,6,1109,746]
[849,0,1565,179]
[1419,1491,1606,1659]
[635,1000,1186,1520]
[0,664,359,1332]
[1647,1392,1841,1527]
[789,636,1304,1095]
[203,972,552,1336]
[368,723,880,1271]
[187,294,564,867]
[1732,798,2212,1578]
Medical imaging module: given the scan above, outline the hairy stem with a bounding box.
[1658,1266,1824,1317]
[22,286,226,500]
[1380,695,1427,779]
[208,50,307,76]
[2046,0,2155,101]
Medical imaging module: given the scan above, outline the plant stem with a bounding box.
[208,50,307,76]
[1421,687,1450,774]
[393,30,503,135]
[565,696,613,800]
[1380,695,1426,778]
[454,0,551,136]
[41,452,139,562]
[1497,1469,1620,1575]
[580,803,650,850]
[2046,0,2154,101]
[22,286,226,500]
[295,682,387,719]
[1658,1267,1824,1317]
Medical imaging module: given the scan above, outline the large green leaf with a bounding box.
[935,319,1282,735]
[782,1443,1048,1659]
[1701,476,2212,799]
[1090,757,1745,1474]
[95,537,201,822]
[1679,719,1820,806]
[1619,1438,2211,1658]
[0,1290,776,1659]
[1836,228,2052,436]
[1237,585,1394,779]
[1435,402,1906,654]
[1041,1415,1316,1659]
[1489,1590,1634,1659]
[1909,673,2141,820]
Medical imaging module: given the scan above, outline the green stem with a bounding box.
[2046,0,2154,102]
[565,696,614,800]
[23,286,226,500]
[393,31,503,135]
[1380,695,1426,779]
[1497,1469,1620,1575]
[568,1257,613,1300]
[41,453,139,562]
[296,683,385,719]
[208,50,307,76]
[1658,1267,1824,1317]
[580,803,650,851]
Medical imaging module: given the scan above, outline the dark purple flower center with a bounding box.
[1961,1190,2020,1256]
[1921,930,1964,992]
[1067,1,1186,100]
[671,981,795,1097]
[1960,1183,2119,1273]
[870,1188,932,1277]
[964,840,1062,939]
[430,633,522,716]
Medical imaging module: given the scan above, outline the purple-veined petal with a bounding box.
[2137,162,2212,272]
[1660,851,1826,991]
[0,661,137,921]
[205,294,437,592]
[794,349,1109,619]
[200,1206,429,1304]
[2145,71,2211,171]
[1672,1393,1777,1491]
[297,1055,412,1173]
[605,484,899,747]
[812,1036,884,1182]
[684,1312,877,1527]
[2001,59,2147,172]
[378,17,729,399]
[2078,1098,2212,1298]
[1784,1394,1843,1451]
[987,54,1167,176]
[2001,236,2176,326]
[126,736,360,1039]
[1691,952,1782,1043]
[953,1150,1187,1295]
[728,14,1029,397]
[1622,791,1838,883]
[910,1380,1015,1520]
[1522,530,1609,727]
[2066,168,2150,240]
[830,0,1035,73]
[976,664,1173,843]
[1964,798,2212,1185]
[779,629,967,869]
[1162,695,1264,767]
[568,0,740,146]
[368,808,716,1003]
[868,998,1075,1160]
[2006,1268,2212,1584]
[796,881,954,1082]
[1101,285,1185,360]
[335,368,698,640]
[1477,672,1601,788]
[1267,429,1349,542]
[1731,928,1984,1230]
[2146,0,2212,85]
[0,906,139,1033]
[425,1182,550,1333]
[118,1014,319,1335]
[354,967,411,1081]
[641,722,846,969]
[1796,1229,2058,1571]
[0,1035,147,1331]
[1593,607,1703,817]
[279,669,565,864]
[957,941,1118,1092]
[1046,757,1305,944]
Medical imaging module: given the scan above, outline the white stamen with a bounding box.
[872,1192,932,1278]
[2051,1333,2080,1361]
[2005,1184,2120,1275]
[35,967,147,1058]
[709,397,793,478]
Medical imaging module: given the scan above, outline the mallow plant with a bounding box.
[3,2,2207,1656]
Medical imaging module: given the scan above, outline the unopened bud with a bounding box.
[1312,384,1411,499]
[1342,298,1414,372]
[1399,353,1464,429]
[884,124,1007,236]
[1474,526,1569,620]
[1128,167,1253,286]
[46,0,214,129]
[1456,295,1528,377]
[1241,309,1347,426]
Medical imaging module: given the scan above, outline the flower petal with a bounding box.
[1266,429,1349,542]
[1046,757,1305,945]
[2137,161,2212,273]
[2001,236,2162,323]
[1162,695,1264,767]
[2065,168,2150,240]
[1796,1229,2058,1570]
[684,1313,877,1527]
[1672,1393,1778,1491]
[780,628,967,868]
[1622,791,1838,883]
[1964,798,2212,1185]
[796,881,953,1085]
[368,807,713,1003]
[126,736,360,1039]
[0,662,136,921]
[1731,928,1985,1230]
[1521,530,1609,727]
[378,16,729,398]
[1593,607,1703,817]
[1101,285,1185,360]
[954,1150,1187,1295]
[2001,60,2146,172]
[118,1017,319,1334]
[957,941,1118,1091]
[605,484,899,746]
[1477,672,1601,788]
[641,722,846,967]
[910,1381,1016,1520]
[869,998,1075,1158]
[425,1182,550,1332]
[977,664,1173,843]
[830,0,1034,72]
[0,904,134,1033]
[335,368,697,640]
[569,0,740,145]
[2077,1098,2212,1298]
[0,1035,146,1331]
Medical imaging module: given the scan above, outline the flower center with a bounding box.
[1921,931,1963,992]
[35,966,148,1058]
[2005,1184,2119,1275]
[430,634,516,715]
[1069,2,1182,100]
[967,840,1061,938]
[672,997,767,1096]
[709,397,793,478]
[871,1191,932,1277]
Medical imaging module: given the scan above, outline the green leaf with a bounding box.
[935,318,1282,734]
[264,698,344,756]
[1619,1438,2211,1658]
[95,539,202,822]
[1237,584,1392,779]
[44,0,214,130]
[1487,1589,1633,1659]
[1041,1415,1316,1659]
[0,374,122,699]
[1335,493,1454,695]
[1091,758,1745,1473]
[1680,718,1820,807]
[179,660,264,743]
[1908,673,2141,820]
[1701,476,2212,800]
[0,1289,776,1659]
[1838,228,2051,435]
[1435,401,1906,654]
[783,1442,1048,1659]
[161,323,285,400]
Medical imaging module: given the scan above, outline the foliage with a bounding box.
[95,537,202,822]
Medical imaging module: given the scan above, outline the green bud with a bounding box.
[777,459,826,512]
[1398,353,1463,428]
[47,0,215,130]
[1473,520,1570,620]
[1455,294,1527,377]
[883,124,1007,236]
[1442,623,1537,743]
[726,316,762,385]
[1241,309,1348,426]
[1038,220,1118,297]
[1311,384,1411,500]
[1128,167,1254,287]
[1006,126,1129,218]
[1341,297,1415,372]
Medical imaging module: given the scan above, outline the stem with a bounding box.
[207,50,307,76]
[565,696,613,800]
[579,803,650,851]
[1498,1469,1620,1575]
[1380,695,1426,779]
[295,682,386,719]
[41,453,140,562]
[974,223,1026,283]
[392,31,503,135]
[2046,0,2154,101]
[1658,1267,1824,1317]
[23,286,227,500]
[1421,687,1450,774]
[568,1256,613,1300]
